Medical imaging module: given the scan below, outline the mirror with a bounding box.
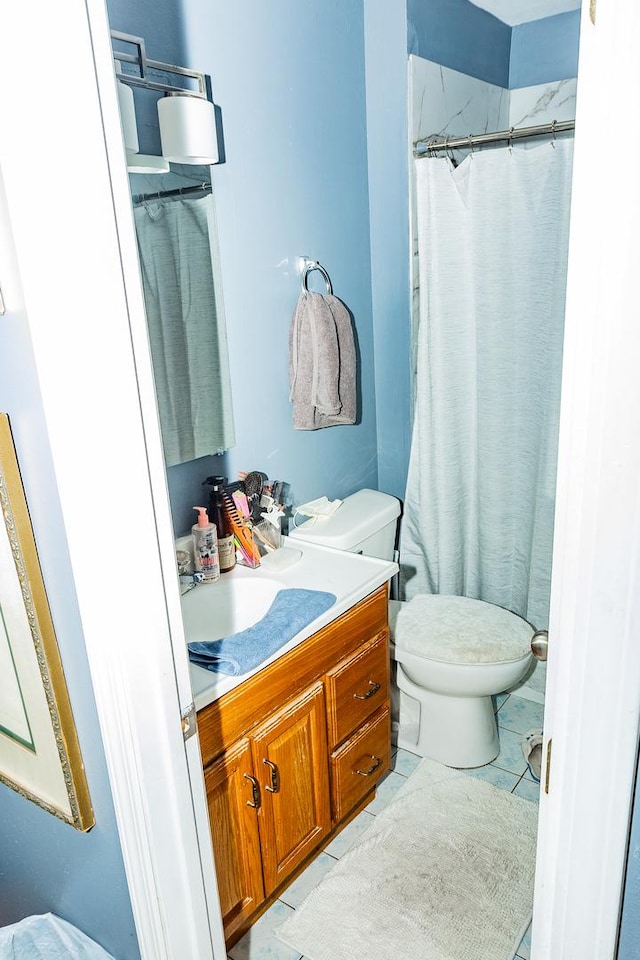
[110,25,235,467]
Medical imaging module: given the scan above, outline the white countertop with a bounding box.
[182,537,398,711]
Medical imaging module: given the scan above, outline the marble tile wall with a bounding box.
[509,77,577,127]
[409,54,510,147]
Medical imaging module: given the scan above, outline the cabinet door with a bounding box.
[204,738,264,940]
[251,682,331,895]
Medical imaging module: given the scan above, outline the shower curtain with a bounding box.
[134,195,235,466]
[400,139,574,630]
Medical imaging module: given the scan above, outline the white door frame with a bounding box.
[532,1,640,957]
[1,0,639,958]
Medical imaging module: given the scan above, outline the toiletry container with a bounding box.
[192,505,220,582]
[207,477,236,573]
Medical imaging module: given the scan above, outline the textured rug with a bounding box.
[277,758,538,960]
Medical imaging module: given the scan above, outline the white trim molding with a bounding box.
[532,1,640,957]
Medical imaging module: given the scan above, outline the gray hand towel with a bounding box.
[289,290,356,430]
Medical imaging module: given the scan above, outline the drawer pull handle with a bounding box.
[263,758,280,793]
[355,755,383,777]
[244,773,261,809]
[354,681,381,701]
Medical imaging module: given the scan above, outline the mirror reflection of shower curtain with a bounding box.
[400,139,574,630]
[134,195,235,467]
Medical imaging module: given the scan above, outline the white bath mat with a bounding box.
[277,758,538,960]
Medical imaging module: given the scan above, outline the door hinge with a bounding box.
[544,737,552,794]
[181,703,197,742]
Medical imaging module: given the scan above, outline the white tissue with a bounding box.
[296,496,343,518]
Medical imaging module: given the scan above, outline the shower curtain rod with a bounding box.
[414,119,575,157]
[132,181,211,205]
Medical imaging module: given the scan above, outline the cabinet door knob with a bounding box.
[263,758,280,793]
[353,680,381,701]
[243,773,261,809]
[355,755,383,777]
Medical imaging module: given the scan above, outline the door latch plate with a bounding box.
[181,703,197,742]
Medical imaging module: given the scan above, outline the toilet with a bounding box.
[392,595,533,767]
[289,489,534,769]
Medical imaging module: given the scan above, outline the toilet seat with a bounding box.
[394,595,532,665]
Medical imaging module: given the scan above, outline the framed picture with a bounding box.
[0,413,94,830]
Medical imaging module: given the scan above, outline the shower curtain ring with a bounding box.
[551,119,557,148]
[445,138,457,168]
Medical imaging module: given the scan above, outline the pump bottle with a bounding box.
[191,506,220,582]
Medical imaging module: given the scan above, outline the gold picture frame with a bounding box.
[0,413,94,830]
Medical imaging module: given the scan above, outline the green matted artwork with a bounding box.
[0,413,94,830]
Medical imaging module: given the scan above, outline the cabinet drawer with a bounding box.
[325,631,389,749]
[330,703,391,822]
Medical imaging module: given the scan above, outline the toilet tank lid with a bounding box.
[289,489,401,551]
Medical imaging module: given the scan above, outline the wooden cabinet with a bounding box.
[325,631,391,821]
[251,682,331,895]
[203,739,264,934]
[197,585,390,947]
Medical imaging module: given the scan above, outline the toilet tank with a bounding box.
[288,489,401,560]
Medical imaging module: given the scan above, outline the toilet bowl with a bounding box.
[289,489,533,769]
[393,595,533,768]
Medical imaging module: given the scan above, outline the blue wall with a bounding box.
[407,0,511,86]
[122,0,414,532]
[113,0,391,533]
[510,12,581,88]
[364,0,412,501]
[407,0,580,92]
[0,189,139,958]
[169,0,383,530]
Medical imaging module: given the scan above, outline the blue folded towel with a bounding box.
[187,587,336,676]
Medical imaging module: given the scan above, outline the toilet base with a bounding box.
[396,664,500,768]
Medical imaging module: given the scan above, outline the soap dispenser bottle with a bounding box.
[192,506,220,582]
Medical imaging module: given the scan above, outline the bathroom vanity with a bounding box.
[195,581,391,947]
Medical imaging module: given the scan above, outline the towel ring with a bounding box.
[301,260,333,295]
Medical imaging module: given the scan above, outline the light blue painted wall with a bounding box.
[168,0,381,530]
[113,0,389,534]
[141,0,414,531]
[510,12,581,88]
[407,0,511,87]
[112,0,414,534]
[0,196,139,959]
[407,1,580,93]
[364,0,412,503]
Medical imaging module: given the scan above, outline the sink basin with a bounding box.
[180,575,285,645]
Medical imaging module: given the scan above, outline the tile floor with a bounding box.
[227,691,543,960]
